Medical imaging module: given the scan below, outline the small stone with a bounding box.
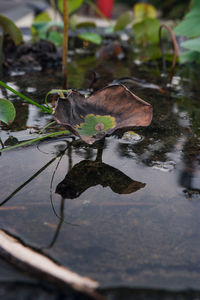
[95,123,104,131]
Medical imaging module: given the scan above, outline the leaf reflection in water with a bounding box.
[56,160,146,199]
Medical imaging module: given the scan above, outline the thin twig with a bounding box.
[159,24,178,83]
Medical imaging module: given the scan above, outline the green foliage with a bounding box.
[114,11,133,32]
[0,130,70,153]
[181,37,200,52]
[0,14,23,46]
[31,11,51,37]
[76,114,116,137]
[0,98,16,125]
[76,21,96,29]
[58,0,84,15]
[133,3,160,46]
[133,18,160,45]
[174,0,200,38]
[179,50,200,64]
[133,3,157,23]
[0,14,23,70]
[174,0,200,64]
[77,32,102,45]
[32,20,64,45]
[48,30,63,46]
[0,80,52,114]
[32,10,102,46]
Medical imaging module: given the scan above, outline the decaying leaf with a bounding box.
[53,84,153,144]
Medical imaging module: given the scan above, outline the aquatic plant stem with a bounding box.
[0,130,70,153]
[0,80,52,114]
[62,0,68,89]
[159,24,178,83]
[95,139,105,162]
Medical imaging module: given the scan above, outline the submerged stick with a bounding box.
[62,0,69,89]
[0,229,105,299]
[159,24,178,83]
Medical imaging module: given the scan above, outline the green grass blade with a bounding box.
[0,130,70,153]
[0,80,52,114]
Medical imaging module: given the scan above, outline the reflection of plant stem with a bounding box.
[62,0,68,89]
[46,197,65,249]
[95,139,105,163]
[39,120,57,134]
[0,137,4,149]
[0,80,52,113]
[0,155,59,207]
[68,143,73,171]
[159,24,178,83]
[0,130,70,153]
[48,142,78,249]
[50,151,66,219]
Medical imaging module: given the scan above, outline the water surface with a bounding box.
[0,58,200,293]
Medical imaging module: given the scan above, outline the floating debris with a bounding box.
[152,160,176,172]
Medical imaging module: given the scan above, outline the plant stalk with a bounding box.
[159,24,178,83]
[62,0,69,89]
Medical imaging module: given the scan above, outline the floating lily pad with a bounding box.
[0,98,16,125]
[53,84,153,144]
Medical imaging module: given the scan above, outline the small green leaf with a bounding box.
[58,0,84,14]
[77,32,102,45]
[48,30,63,46]
[33,11,52,23]
[133,3,157,23]
[0,98,16,125]
[181,37,200,52]
[76,22,97,29]
[133,18,160,45]
[32,21,63,40]
[69,14,79,30]
[114,11,133,32]
[76,114,116,137]
[0,14,22,46]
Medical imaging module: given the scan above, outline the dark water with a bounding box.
[0,57,200,297]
